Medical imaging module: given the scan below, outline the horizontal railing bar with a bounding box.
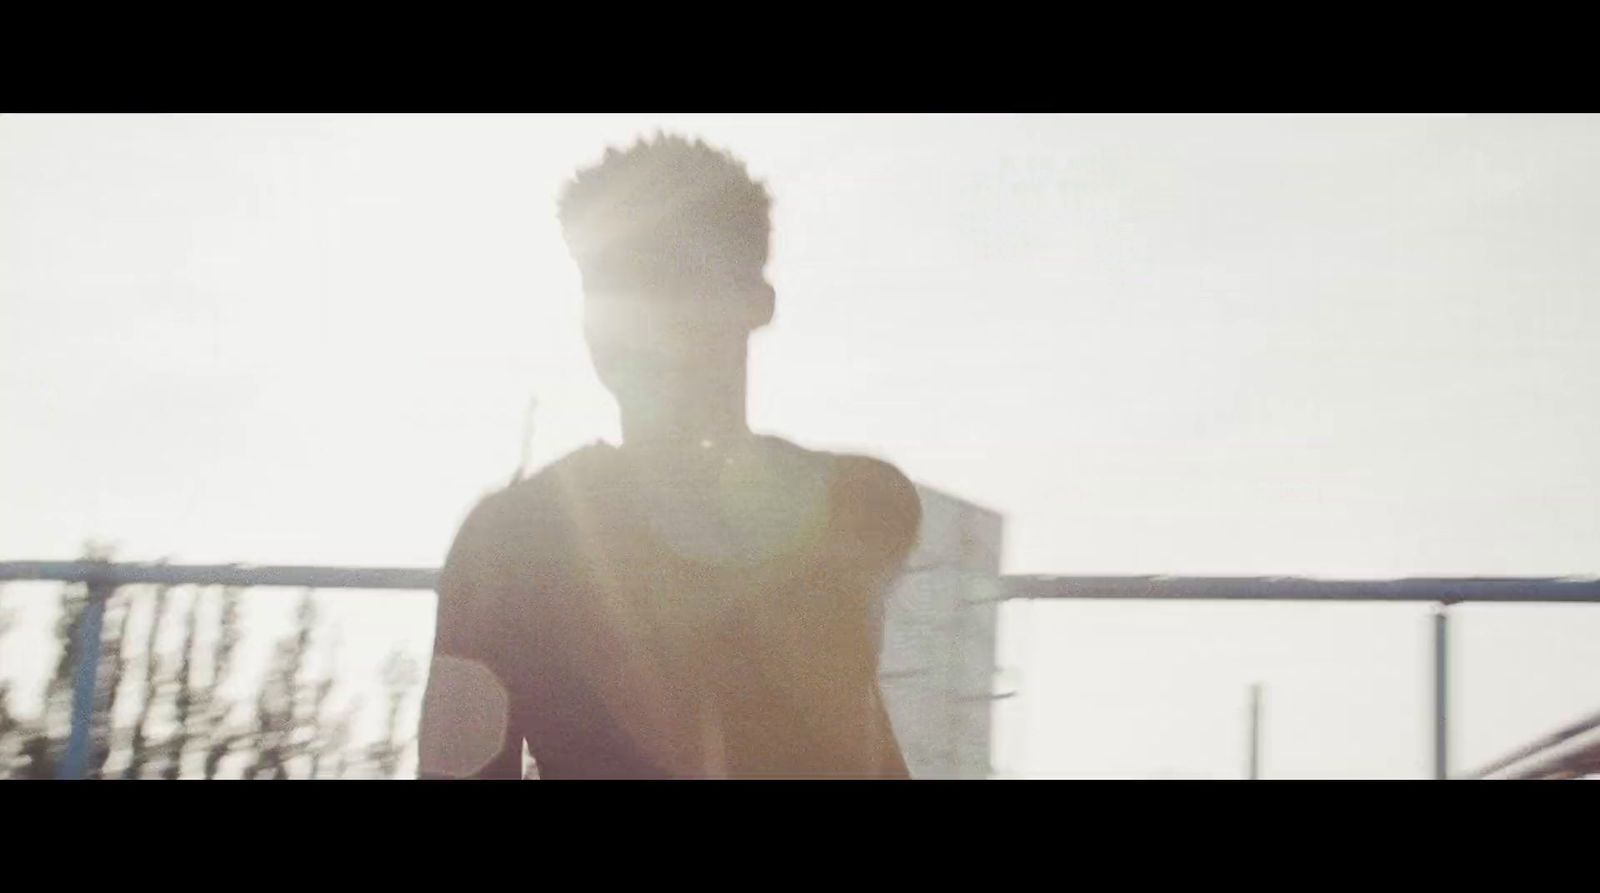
[1002,575,1600,603]
[4,563,1599,603]
[0,561,439,590]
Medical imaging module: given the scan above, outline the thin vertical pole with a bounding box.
[1248,683,1263,780]
[58,581,111,779]
[1433,605,1450,781]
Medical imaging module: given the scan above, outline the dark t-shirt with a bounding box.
[422,435,921,779]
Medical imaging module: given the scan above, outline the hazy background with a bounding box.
[2,114,1597,778]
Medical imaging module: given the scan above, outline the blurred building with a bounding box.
[878,485,1005,779]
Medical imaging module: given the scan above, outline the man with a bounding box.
[417,134,920,779]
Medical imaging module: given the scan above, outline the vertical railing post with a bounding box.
[1248,682,1263,780]
[58,579,112,780]
[1433,603,1451,781]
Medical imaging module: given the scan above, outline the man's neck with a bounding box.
[617,397,753,494]
[620,409,752,451]
[618,352,753,450]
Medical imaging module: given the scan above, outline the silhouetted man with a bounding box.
[417,135,920,779]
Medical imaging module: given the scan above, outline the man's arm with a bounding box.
[833,456,922,778]
[417,496,524,780]
[863,460,919,779]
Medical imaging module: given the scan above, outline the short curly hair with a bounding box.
[557,133,772,293]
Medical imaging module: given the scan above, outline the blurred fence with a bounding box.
[0,563,428,780]
[2,560,1598,779]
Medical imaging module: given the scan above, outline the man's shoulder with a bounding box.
[455,436,920,540]
[504,441,620,501]
[759,436,922,536]
[759,435,909,478]
[454,443,618,544]
[833,453,918,502]
[774,438,916,501]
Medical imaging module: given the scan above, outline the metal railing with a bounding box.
[4,561,1598,779]
[1463,707,1600,780]
[1003,573,1600,780]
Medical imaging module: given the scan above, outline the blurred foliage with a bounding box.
[0,552,420,779]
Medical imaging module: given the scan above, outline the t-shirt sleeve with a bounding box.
[432,495,513,663]
[805,455,920,775]
[817,454,923,662]
[833,455,923,583]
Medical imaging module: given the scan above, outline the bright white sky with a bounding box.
[2,114,1597,778]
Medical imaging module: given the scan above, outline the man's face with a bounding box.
[582,275,771,406]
